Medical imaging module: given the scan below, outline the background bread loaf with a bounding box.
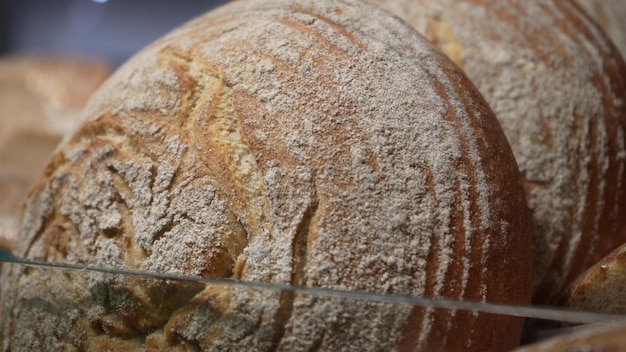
[575,0,626,60]
[514,323,626,352]
[0,55,110,252]
[371,0,626,304]
[568,241,626,314]
[1,0,531,351]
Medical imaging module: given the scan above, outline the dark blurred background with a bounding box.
[0,0,229,67]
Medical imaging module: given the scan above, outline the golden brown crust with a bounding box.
[371,0,626,304]
[568,242,626,314]
[1,0,530,351]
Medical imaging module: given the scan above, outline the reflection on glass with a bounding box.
[0,257,623,351]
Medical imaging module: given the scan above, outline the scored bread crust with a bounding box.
[371,0,626,304]
[1,0,530,351]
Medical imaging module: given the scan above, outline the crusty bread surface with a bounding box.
[1,0,531,351]
[371,0,626,304]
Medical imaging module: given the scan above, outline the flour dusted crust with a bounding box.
[372,0,626,303]
[1,0,531,351]
[575,0,626,59]
[0,55,110,252]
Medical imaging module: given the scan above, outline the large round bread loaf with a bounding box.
[0,0,531,351]
[0,55,110,252]
[371,0,626,304]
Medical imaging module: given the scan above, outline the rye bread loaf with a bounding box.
[371,0,626,304]
[0,55,110,252]
[0,0,531,351]
[575,0,626,60]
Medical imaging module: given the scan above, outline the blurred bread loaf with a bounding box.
[568,242,626,314]
[575,0,626,59]
[0,55,110,251]
[371,0,626,304]
[514,323,626,352]
[0,0,532,351]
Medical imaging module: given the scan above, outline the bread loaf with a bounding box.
[0,55,110,251]
[575,0,626,59]
[568,241,626,314]
[0,0,531,351]
[514,323,626,352]
[371,0,626,304]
